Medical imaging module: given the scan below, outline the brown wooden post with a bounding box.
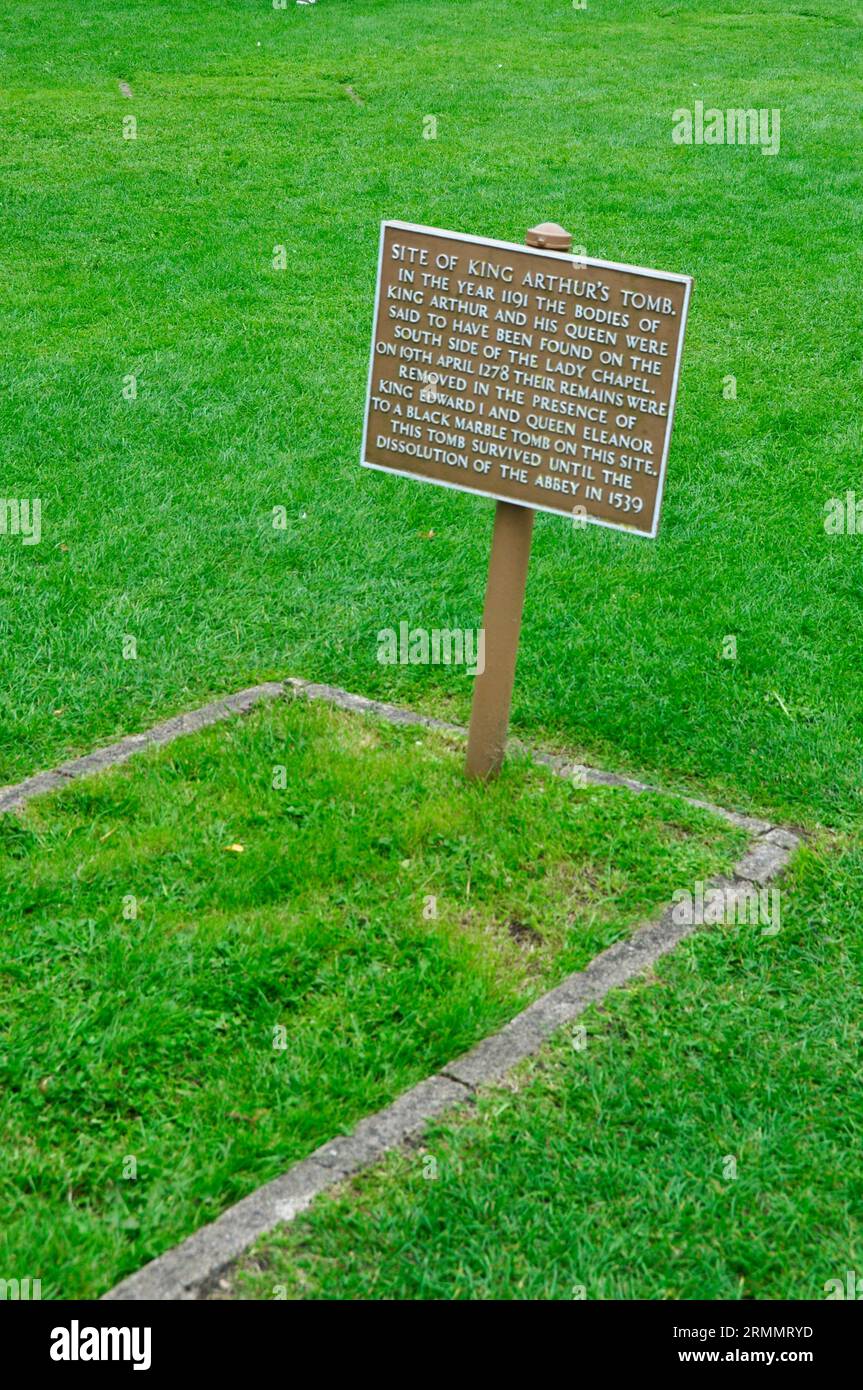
[465,221,573,780]
[464,497,535,779]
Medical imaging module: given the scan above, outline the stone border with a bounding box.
[0,683,286,815]
[0,675,789,838]
[286,679,777,836]
[102,681,800,1289]
[0,675,800,1300]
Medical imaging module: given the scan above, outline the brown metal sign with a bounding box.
[362,221,692,538]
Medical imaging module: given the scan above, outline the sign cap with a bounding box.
[526,221,573,251]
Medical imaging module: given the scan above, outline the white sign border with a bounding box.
[361,220,693,539]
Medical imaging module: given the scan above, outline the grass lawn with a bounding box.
[1,0,861,827]
[0,695,743,1298]
[223,832,863,1302]
[2,0,859,1312]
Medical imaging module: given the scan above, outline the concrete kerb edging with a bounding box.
[287,679,780,836]
[0,677,799,1301]
[0,683,287,815]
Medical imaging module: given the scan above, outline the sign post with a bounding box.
[464,222,573,779]
[361,218,692,781]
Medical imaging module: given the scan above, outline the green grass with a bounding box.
[2,0,859,1309]
[1,0,862,826]
[225,831,863,1301]
[0,695,743,1298]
